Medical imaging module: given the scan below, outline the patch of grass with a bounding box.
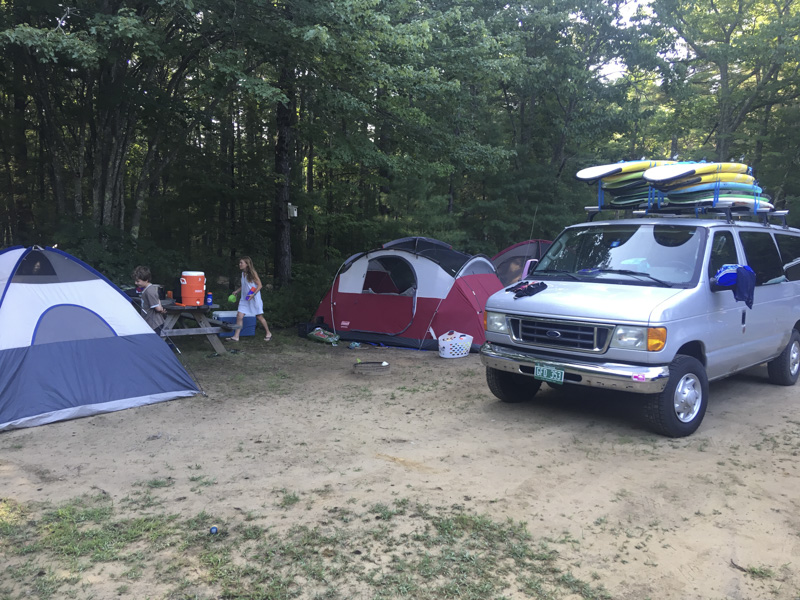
[143,477,175,489]
[0,492,617,600]
[266,370,292,395]
[277,489,301,509]
[189,475,217,493]
[745,564,775,579]
[118,489,164,511]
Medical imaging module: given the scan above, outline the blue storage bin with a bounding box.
[213,311,256,338]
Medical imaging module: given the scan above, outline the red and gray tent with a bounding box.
[491,239,552,286]
[0,246,198,431]
[313,237,503,351]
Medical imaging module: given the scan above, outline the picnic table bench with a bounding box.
[161,302,240,355]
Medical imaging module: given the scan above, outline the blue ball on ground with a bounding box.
[210,526,218,534]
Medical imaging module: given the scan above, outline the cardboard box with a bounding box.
[212,311,256,338]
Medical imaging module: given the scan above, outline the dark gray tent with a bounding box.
[491,240,552,286]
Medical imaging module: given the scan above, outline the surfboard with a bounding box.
[643,162,750,184]
[667,182,762,196]
[658,172,756,192]
[605,190,653,206]
[576,160,675,183]
[666,191,766,202]
[600,170,648,185]
[664,189,771,204]
[669,197,774,210]
[604,180,650,195]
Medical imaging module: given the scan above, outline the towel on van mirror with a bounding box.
[733,266,755,309]
[714,264,740,286]
[714,264,755,309]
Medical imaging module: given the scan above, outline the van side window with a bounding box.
[776,233,800,281]
[707,231,738,281]
[739,232,784,285]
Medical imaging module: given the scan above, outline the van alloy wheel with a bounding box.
[673,372,703,423]
[644,355,709,438]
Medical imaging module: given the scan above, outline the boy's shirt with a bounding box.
[141,283,165,330]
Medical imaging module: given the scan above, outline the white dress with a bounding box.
[238,273,264,316]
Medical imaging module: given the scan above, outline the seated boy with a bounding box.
[133,265,167,333]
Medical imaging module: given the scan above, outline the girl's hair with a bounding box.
[239,256,261,285]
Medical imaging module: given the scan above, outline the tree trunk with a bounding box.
[273,62,295,287]
[752,104,773,175]
[715,63,730,161]
[11,62,30,243]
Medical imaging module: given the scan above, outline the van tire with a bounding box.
[644,355,708,437]
[486,367,541,403]
[767,330,800,386]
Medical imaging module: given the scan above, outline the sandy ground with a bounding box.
[1,332,799,599]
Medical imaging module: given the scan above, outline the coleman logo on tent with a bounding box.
[340,321,350,328]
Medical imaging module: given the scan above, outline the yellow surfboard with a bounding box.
[643,162,750,185]
[601,170,647,185]
[660,172,756,192]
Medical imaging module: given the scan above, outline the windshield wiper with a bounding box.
[594,269,673,287]
[534,268,581,281]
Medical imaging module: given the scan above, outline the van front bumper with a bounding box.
[480,342,670,394]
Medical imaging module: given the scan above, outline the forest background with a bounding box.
[1,0,799,326]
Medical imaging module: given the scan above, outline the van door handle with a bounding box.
[741,310,746,332]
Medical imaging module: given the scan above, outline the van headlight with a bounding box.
[485,311,510,334]
[610,326,666,352]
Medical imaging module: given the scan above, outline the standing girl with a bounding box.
[228,256,272,341]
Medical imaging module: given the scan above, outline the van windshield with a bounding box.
[534,224,705,287]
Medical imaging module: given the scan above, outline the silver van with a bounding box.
[480,209,800,437]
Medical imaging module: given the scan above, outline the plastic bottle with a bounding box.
[245,286,256,300]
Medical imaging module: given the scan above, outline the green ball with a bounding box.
[228,294,237,303]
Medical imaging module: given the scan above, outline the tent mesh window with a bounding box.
[13,250,57,282]
[362,257,416,295]
[13,249,96,284]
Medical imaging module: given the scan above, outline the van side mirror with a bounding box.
[522,258,539,278]
[710,264,740,291]
[785,259,800,282]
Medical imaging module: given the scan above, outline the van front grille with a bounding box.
[510,317,613,353]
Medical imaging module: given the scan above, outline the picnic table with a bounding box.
[161,302,239,355]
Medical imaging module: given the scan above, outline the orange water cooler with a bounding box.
[180,271,206,306]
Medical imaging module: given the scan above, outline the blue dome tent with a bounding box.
[0,246,198,431]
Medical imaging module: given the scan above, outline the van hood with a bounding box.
[486,280,687,324]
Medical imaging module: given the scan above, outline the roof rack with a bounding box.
[585,204,789,226]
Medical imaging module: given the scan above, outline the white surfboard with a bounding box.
[576,160,675,183]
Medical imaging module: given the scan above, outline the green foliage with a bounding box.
[0,24,100,66]
[264,260,343,327]
[1,0,799,330]
[52,219,185,289]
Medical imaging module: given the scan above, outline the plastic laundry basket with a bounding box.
[438,330,473,358]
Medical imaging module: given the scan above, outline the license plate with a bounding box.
[534,364,564,384]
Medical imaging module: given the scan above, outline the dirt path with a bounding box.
[2,334,799,599]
